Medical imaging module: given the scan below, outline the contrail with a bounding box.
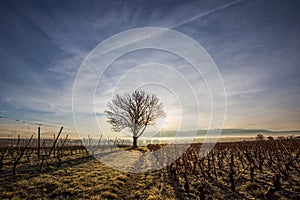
[100,0,243,55]
[168,0,243,29]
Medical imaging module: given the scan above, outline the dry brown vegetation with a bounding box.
[0,138,299,199]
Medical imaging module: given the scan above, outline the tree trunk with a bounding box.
[133,136,138,148]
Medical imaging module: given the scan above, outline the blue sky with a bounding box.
[0,0,300,137]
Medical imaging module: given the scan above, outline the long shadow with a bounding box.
[0,148,125,178]
[0,155,94,179]
[116,152,144,199]
[132,151,186,199]
[168,175,185,199]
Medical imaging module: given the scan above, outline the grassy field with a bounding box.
[0,153,175,199]
[0,140,299,199]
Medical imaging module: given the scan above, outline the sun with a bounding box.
[156,117,166,129]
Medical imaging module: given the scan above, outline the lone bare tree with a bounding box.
[105,90,166,148]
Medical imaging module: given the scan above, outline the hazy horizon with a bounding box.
[1,116,299,140]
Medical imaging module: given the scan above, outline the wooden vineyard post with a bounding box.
[17,134,20,145]
[37,127,40,157]
[98,134,103,154]
[56,134,68,167]
[98,134,102,146]
[39,126,63,171]
[49,127,63,157]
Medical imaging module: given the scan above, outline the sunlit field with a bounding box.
[1,136,299,199]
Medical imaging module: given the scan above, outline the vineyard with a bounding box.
[0,127,119,176]
[147,138,300,199]
[0,132,299,199]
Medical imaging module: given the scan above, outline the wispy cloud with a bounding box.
[0,0,299,135]
[167,0,243,29]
